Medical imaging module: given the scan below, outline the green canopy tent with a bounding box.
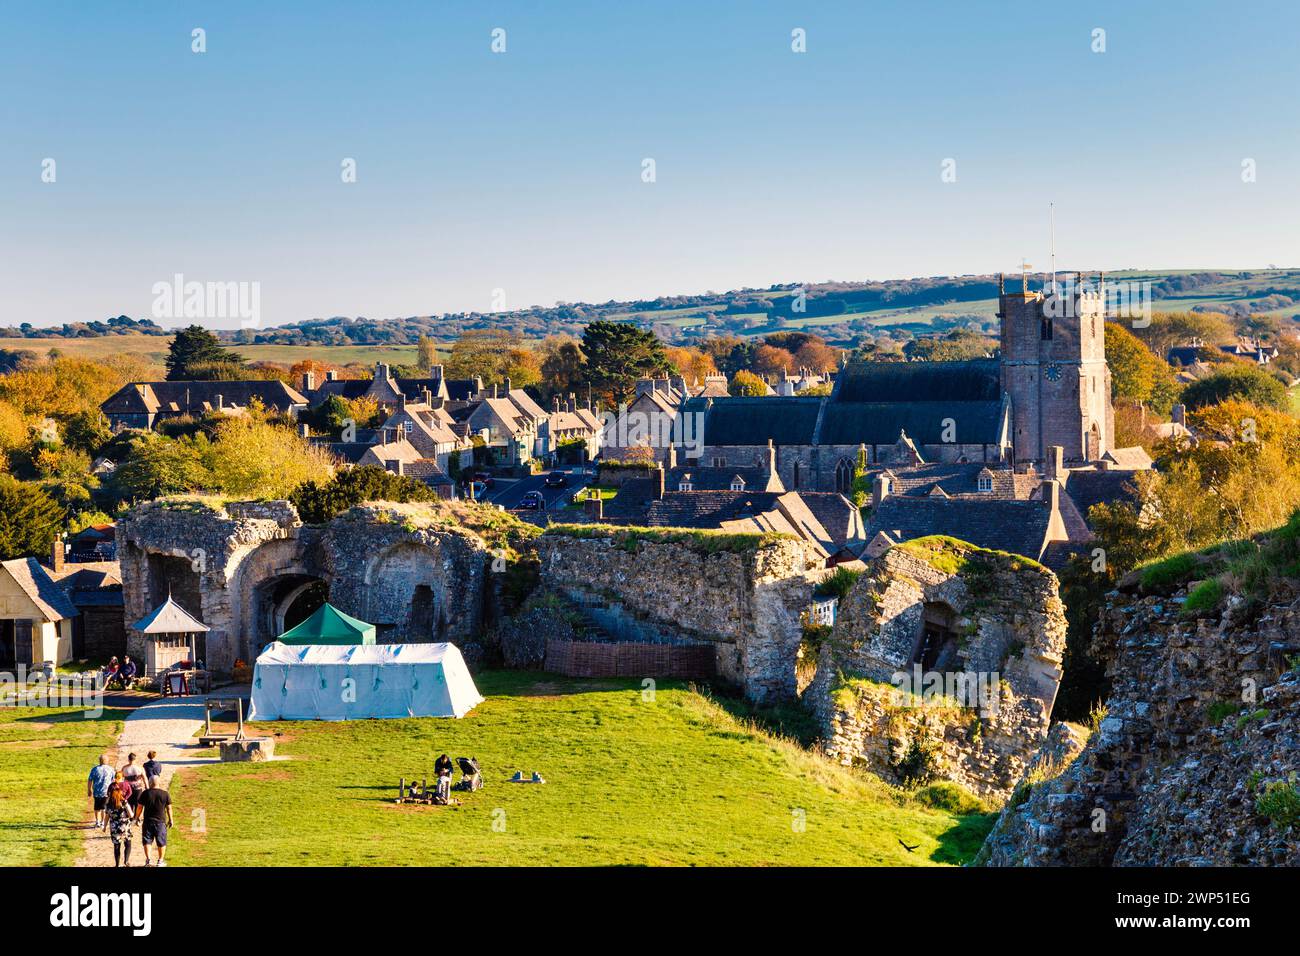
[277,603,376,646]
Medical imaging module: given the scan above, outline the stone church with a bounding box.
[689,274,1120,493]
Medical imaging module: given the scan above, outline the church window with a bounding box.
[1040,317,1053,340]
[792,461,801,489]
[834,458,855,494]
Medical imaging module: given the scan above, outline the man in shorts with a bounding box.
[135,777,174,867]
[87,754,114,831]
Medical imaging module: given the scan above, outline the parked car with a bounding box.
[518,490,545,510]
[464,481,488,500]
[543,471,568,488]
[472,471,496,488]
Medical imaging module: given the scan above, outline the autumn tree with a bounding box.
[729,370,768,396]
[1105,322,1179,415]
[1180,363,1288,411]
[664,346,718,384]
[752,344,794,376]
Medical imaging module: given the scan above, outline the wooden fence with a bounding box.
[544,640,716,679]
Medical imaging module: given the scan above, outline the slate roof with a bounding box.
[0,558,80,621]
[131,595,209,633]
[819,400,1004,446]
[444,379,480,402]
[796,492,863,549]
[1064,469,1141,521]
[644,491,785,529]
[668,465,779,492]
[874,462,1033,499]
[697,396,823,446]
[47,562,124,609]
[833,359,1001,404]
[102,380,307,416]
[864,496,1054,564]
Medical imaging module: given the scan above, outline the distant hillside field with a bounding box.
[0,336,425,371]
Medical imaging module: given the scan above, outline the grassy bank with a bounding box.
[0,706,127,866]
[167,672,992,866]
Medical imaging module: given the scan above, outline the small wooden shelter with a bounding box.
[131,595,209,678]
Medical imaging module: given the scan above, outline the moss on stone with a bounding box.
[895,535,1046,575]
[543,523,794,556]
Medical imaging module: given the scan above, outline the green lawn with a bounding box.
[166,672,992,867]
[0,706,127,866]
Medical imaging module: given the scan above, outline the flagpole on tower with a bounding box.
[1049,202,1056,292]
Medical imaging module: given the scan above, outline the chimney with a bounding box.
[492,384,499,399]
[667,443,678,469]
[1171,403,1186,427]
[215,393,224,410]
[50,535,65,574]
[568,393,576,413]
[375,362,390,381]
[381,428,390,447]
[1046,445,1064,481]
[766,438,777,478]
[395,459,405,477]
[553,396,561,413]
[430,364,444,379]
[422,387,432,406]
[326,370,339,382]
[400,392,408,409]
[299,423,310,438]
[505,377,512,394]
[872,473,891,509]
[1046,478,1061,513]
[586,494,604,521]
[302,371,316,392]
[655,463,665,500]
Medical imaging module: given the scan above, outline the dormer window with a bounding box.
[679,474,694,492]
[977,471,994,493]
[730,476,746,491]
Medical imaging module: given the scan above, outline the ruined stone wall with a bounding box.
[118,498,493,674]
[808,540,1067,800]
[534,531,815,703]
[979,576,1300,866]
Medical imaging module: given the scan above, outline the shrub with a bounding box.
[814,565,863,601]
[1255,779,1300,829]
[1206,700,1240,724]
[1138,551,1209,590]
[1182,577,1225,615]
[891,738,939,788]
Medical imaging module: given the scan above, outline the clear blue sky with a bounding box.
[2,1,1298,329]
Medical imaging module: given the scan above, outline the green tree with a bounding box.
[581,321,671,406]
[290,465,436,524]
[1180,363,1288,411]
[165,325,244,380]
[0,475,65,560]
[111,433,213,500]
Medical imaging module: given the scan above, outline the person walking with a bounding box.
[121,753,146,813]
[105,787,135,867]
[87,754,114,831]
[142,750,163,786]
[135,777,173,867]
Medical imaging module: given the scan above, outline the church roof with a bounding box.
[833,359,1000,404]
[694,396,822,446]
[819,400,1004,445]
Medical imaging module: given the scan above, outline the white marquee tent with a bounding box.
[248,642,484,721]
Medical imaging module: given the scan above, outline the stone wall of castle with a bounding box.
[978,571,1300,866]
[534,531,815,703]
[807,541,1067,800]
[117,498,492,673]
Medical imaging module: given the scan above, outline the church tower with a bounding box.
[999,272,1113,466]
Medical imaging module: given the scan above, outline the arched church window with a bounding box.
[834,458,854,494]
[1041,317,1053,340]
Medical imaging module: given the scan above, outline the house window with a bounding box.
[730,478,745,491]
[711,457,726,468]
[977,475,993,493]
[679,481,693,492]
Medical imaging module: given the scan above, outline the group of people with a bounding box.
[100,656,139,690]
[86,751,174,867]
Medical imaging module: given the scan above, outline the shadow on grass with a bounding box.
[930,811,998,865]
[14,707,132,725]
[702,688,821,748]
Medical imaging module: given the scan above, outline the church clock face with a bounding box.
[1045,363,1062,382]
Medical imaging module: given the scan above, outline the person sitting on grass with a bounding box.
[105,787,135,867]
[118,656,138,688]
[135,777,173,867]
[87,754,114,831]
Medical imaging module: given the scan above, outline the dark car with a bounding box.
[543,471,568,488]
[472,471,496,489]
[518,490,545,510]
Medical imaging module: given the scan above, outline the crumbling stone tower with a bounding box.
[999,273,1113,466]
